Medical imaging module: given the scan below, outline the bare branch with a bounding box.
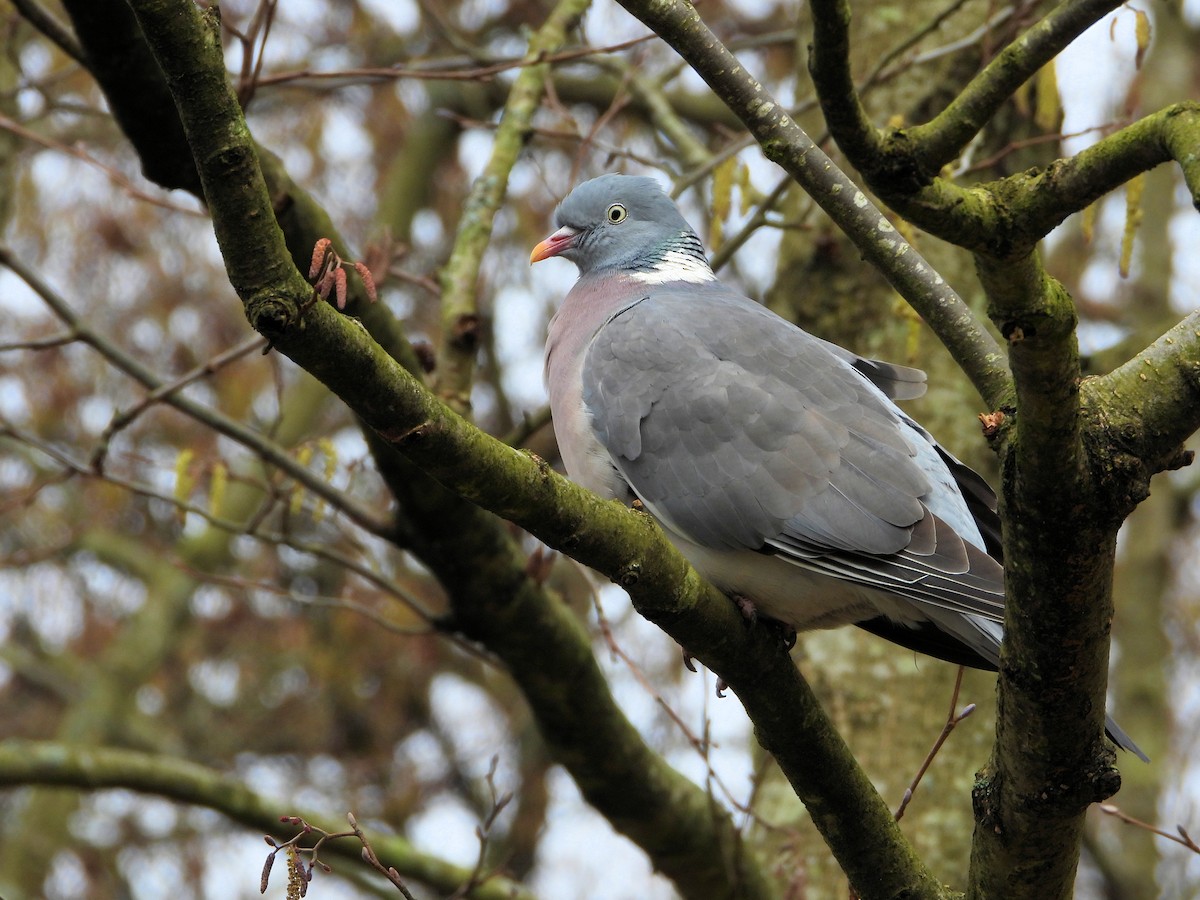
[11,0,86,63]
[251,35,658,89]
[0,741,529,900]
[611,0,1011,408]
[1097,804,1200,855]
[908,0,1126,171]
[433,0,592,412]
[0,246,393,538]
[894,667,976,822]
[0,114,207,215]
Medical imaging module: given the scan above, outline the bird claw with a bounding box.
[732,594,796,650]
[779,623,797,651]
[758,618,797,651]
[733,594,757,624]
[684,654,729,697]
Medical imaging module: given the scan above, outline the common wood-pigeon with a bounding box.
[532,173,1145,761]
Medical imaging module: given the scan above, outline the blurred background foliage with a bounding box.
[1,0,1198,896]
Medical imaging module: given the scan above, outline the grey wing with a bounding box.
[584,290,925,552]
[816,331,1003,556]
[813,336,928,401]
[582,288,1005,621]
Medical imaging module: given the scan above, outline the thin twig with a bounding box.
[584,568,770,842]
[264,814,420,898]
[572,75,634,185]
[249,0,279,108]
[254,35,658,89]
[590,583,711,757]
[865,1,1014,90]
[894,666,976,822]
[958,121,1129,175]
[10,0,86,63]
[347,813,421,899]
[447,757,514,900]
[90,334,267,472]
[0,246,392,537]
[0,115,206,216]
[0,331,78,352]
[1097,805,1200,855]
[437,110,665,170]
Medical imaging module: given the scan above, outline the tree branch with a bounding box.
[1087,310,1200,479]
[808,0,1126,181]
[854,103,1200,258]
[806,0,885,165]
[806,0,1200,257]
[0,740,532,900]
[124,2,946,895]
[986,104,1200,253]
[906,0,1126,172]
[433,0,591,411]
[612,0,1012,409]
[967,252,1121,899]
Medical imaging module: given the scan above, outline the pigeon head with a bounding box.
[531,174,712,281]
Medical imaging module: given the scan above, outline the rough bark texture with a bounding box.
[4,0,1197,895]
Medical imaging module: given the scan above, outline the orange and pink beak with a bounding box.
[530,225,579,264]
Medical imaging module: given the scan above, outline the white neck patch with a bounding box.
[631,249,717,285]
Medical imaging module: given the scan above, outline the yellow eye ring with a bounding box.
[606,203,627,224]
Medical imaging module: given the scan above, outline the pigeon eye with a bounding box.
[606,203,627,224]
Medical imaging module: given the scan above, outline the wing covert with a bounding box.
[581,288,932,553]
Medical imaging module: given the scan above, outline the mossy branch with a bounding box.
[806,0,1200,258]
[906,0,1127,172]
[978,253,1081,473]
[956,107,1200,900]
[1087,310,1200,480]
[808,0,1126,182]
[966,252,1115,900]
[433,0,592,411]
[0,740,532,900]
[125,2,947,895]
[46,2,772,895]
[806,0,884,166]
[868,103,1200,258]
[612,0,1011,409]
[979,104,1200,254]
